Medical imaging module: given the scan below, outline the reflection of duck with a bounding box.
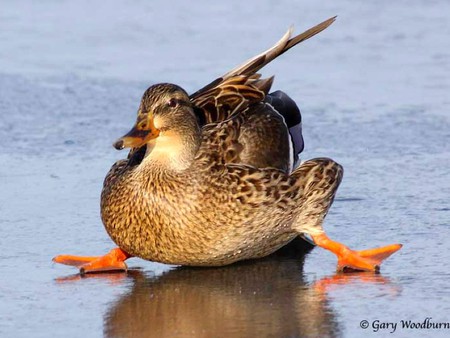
[53,17,401,274]
[103,239,344,338]
[53,241,400,337]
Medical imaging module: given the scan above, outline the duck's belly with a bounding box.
[123,230,297,267]
[101,170,299,266]
[103,197,297,266]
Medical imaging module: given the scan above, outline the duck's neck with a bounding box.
[141,117,201,173]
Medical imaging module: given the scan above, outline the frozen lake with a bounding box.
[1,1,449,337]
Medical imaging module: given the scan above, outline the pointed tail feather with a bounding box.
[190,16,336,100]
[223,16,337,79]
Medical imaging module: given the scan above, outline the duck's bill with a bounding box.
[113,125,160,150]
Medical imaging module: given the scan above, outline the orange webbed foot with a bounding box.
[311,233,402,272]
[53,248,131,274]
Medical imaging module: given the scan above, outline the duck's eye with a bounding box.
[167,98,178,108]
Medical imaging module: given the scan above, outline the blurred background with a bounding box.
[1,1,449,337]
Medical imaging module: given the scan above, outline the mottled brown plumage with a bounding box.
[54,16,402,273]
[101,81,343,266]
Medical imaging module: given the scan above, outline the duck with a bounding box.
[53,17,401,274]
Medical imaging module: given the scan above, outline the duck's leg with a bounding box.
[292,158,402,272]
[53,248,131,274]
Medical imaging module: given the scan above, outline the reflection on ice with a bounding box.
[55,239,401,338]
[102,239,341,338]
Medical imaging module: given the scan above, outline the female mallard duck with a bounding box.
[54,17,401,273]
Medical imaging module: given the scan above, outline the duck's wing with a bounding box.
[190,16,336,125]
[195,111,245,169]
[265,90,304,166]
[191,74,272,125]
[195,102,292,172]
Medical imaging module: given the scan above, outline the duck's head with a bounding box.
[113,83,198,151]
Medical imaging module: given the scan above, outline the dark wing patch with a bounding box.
[265,90,304,163]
